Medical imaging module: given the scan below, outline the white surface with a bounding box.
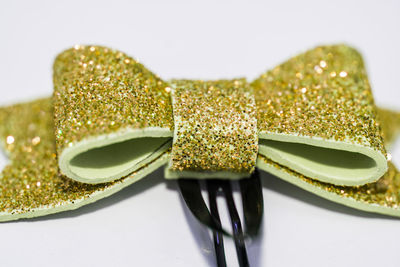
[0,1,400,266]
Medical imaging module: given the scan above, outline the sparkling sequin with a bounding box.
[6,136,14,145]
[168,79,258,177]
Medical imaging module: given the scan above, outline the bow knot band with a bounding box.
[166,79,258,179]
[54,45,387,186]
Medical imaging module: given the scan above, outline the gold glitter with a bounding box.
[253,45,386,157]
[53,45,174,157]
[168,79,258,177]
[0,98,168,215]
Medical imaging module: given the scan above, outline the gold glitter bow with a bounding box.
[0,44,399,222]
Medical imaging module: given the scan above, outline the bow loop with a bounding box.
[53,45,173,184]
[254,45,387,186]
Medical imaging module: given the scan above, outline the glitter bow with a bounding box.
[0,44,399,221]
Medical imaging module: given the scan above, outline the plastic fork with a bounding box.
[178,169,263,267]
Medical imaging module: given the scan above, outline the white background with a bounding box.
[1,1,400,266]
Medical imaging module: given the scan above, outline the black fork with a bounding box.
[178,169,263,267]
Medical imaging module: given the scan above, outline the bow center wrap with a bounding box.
[165,79,258,179]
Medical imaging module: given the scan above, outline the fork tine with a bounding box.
[240,169,263,237]
[221,181,250,267]
[177,179,228,235]
[178,169,264,267]
[207,180,227,267]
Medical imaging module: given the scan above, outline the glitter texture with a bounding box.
[167,79,258,178]
[53,45,174,156]
[0,98,168,215]
[253,45,386,156]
